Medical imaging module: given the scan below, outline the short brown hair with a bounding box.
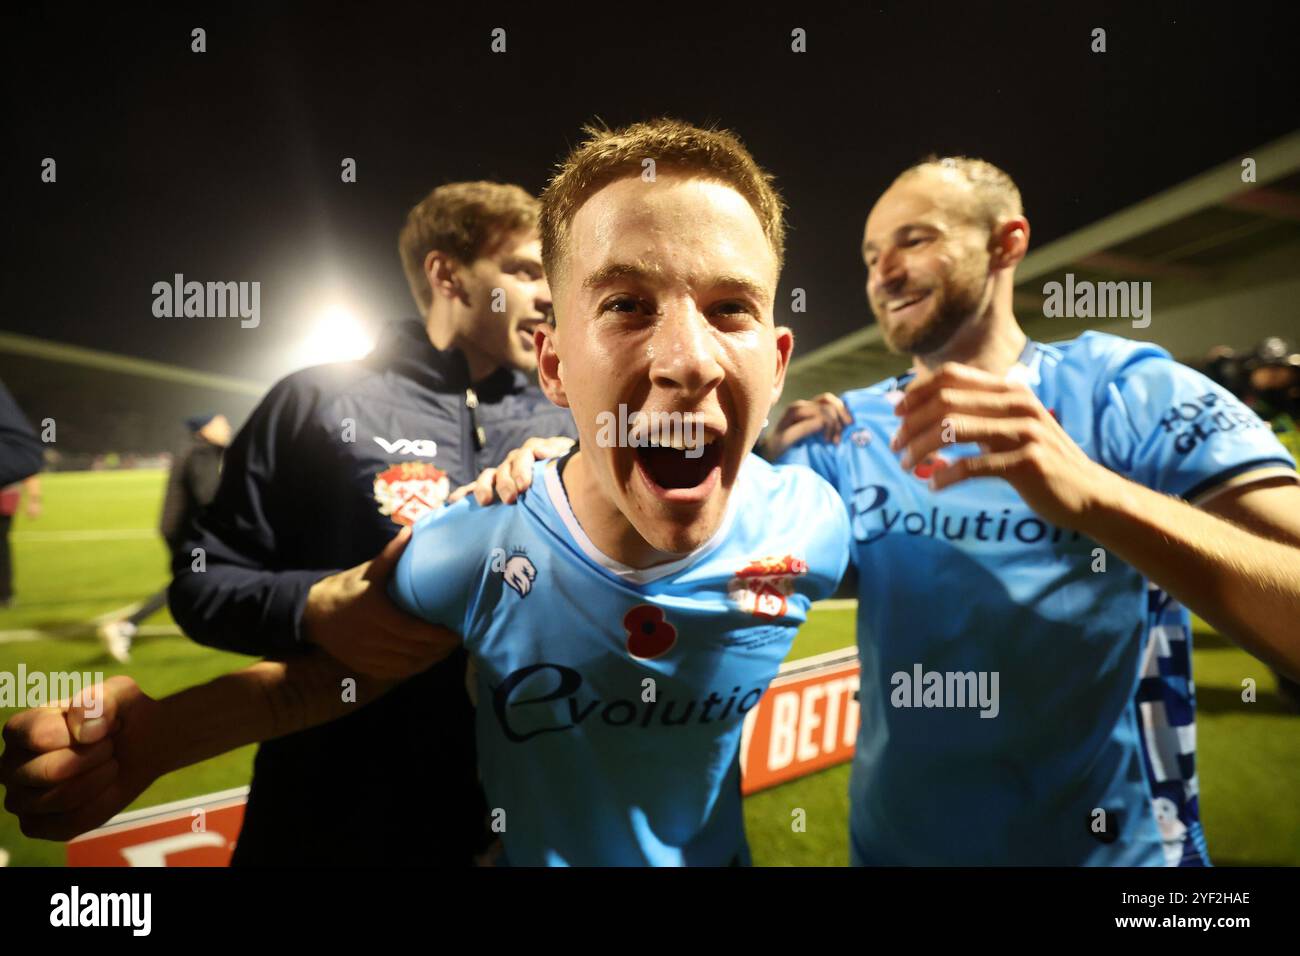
[539,118,786,285]
[895,156,1024,231]
[398,181,539,313]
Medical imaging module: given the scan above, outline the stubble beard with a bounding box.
[876,269,988,358]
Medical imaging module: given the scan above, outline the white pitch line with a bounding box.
[12,529,157,542]
[0,630,43,644]
[812,598,859,610]
[0,625,181,644]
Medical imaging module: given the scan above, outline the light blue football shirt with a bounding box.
[780,332,1296,865]
[390,453,849,866]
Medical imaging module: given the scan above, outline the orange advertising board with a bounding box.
[739,647,860,794]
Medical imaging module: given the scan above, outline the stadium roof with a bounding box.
[780,131,1300,404]
[0,332,267,397]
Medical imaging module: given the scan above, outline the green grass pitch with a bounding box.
[1,471,1296,866]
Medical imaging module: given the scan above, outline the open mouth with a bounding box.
[634,434,724,501]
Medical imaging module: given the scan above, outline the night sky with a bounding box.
[4,2,1297,386]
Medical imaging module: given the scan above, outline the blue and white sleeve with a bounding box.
[388,499,492,633]
[776,421,845,489]
[1099,353,1297,503]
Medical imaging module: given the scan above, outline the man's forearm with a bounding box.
[1084,476,1300,679]
[151,653,393,776]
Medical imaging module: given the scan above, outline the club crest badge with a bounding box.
[728,554,809,620]
[373,462,450,526]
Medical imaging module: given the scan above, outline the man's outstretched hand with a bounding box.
[1,676,160,841]
[303,526,462,679]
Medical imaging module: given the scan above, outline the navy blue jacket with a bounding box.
[169,318,576,865]
[0,379,43,487]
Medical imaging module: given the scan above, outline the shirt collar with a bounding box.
[540,457,740,586]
